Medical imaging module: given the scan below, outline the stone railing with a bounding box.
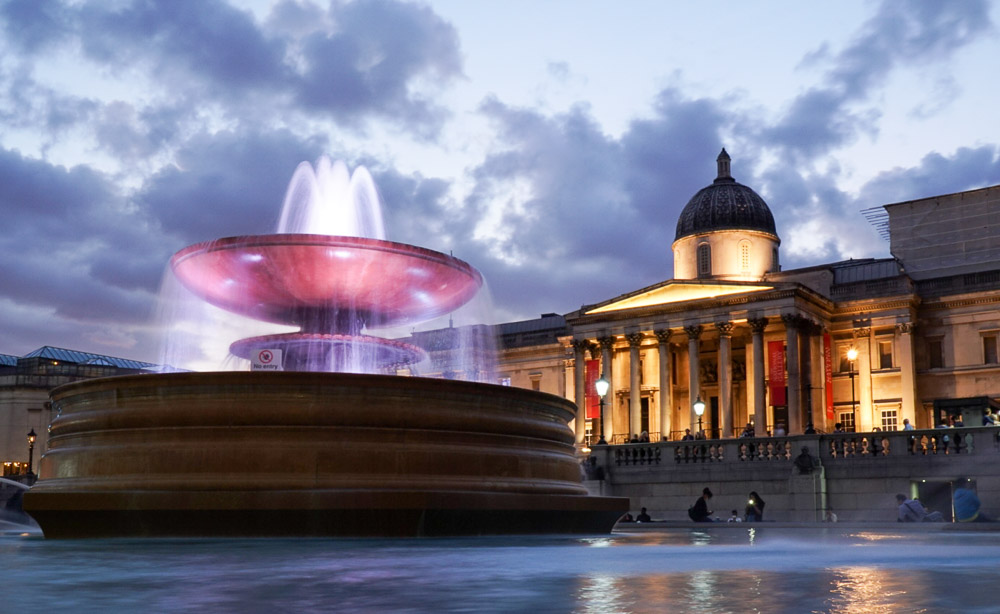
[596,426,1000,469]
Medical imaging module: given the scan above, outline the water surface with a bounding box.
[2,528,996,613]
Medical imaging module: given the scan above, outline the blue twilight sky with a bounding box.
[1,0,999,365]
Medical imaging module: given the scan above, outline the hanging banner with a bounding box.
[823,333,835,421]
[767,340,786,406]
[585,359,601,419]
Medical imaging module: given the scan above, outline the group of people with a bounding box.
[897,480,992,523]
[687,488,767,523]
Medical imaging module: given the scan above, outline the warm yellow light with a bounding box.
[595,376,610,398]
[693,396,706,416]
[585,282,773,314]
[847,347,858,361]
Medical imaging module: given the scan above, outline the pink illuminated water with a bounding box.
[157,158,496,378]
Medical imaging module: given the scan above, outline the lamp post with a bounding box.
[595,375,609,445]
[693,395,706,436]
[27,428,36,475]
[847,347,858,429]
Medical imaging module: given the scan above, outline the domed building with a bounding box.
[485,151,1000,456]
[672,149,780,281]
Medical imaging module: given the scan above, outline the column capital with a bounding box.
[780,313,800,329]
[571,338,591,352]
[626,332,645,347]
[748,317,768,335]
[654,328,672,343]
[714,321,734,337]
[896,321,916,334]
[853,326,871,339]
[598,336,616,350]
[684,324,702,340]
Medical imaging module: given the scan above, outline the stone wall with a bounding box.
[586,427,1000,523]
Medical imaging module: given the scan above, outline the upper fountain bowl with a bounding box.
[170,234,483,330]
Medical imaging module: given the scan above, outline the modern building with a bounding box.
[0,346,157,476]
[495,150,1000,447]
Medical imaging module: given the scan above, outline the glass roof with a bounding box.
[22,346,157,370]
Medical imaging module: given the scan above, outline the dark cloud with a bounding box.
[293,0,462,136]
[857,146,1000,207]
[136,129,329,244]
[0,0,71,53]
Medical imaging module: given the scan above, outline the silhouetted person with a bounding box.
[636,507,652,522]
[745,491,765,521]
[794,446,817,474]
[688,487,714,522]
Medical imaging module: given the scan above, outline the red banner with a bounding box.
[768,340,786,406]
[585,359,600,419]
[823,333,835,421]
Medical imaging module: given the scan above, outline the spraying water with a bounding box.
[158,157,496,379]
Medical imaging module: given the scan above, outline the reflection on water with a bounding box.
[2,528,997,613]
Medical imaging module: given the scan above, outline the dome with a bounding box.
[674,149,777,241]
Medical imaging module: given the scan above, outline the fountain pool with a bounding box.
[2,527,995,612]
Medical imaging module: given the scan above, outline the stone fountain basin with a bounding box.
[24,372,627,537]
[170,235,483,329]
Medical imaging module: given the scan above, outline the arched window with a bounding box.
[739,241,751,273]
[697,243,712,277]
[771,247,779,272]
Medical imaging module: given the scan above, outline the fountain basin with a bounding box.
[170,235,483,330]
[24,372,627,537]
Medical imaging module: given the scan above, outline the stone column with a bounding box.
[854,324,873,431]
[715,321,734,438]
[749,317,768,436]
[571,338,590,445]
[896,322,919,426]
[626,332,644,438]
[782,313,802,434]
[598,336,616,442]
[685,324,703,432]
[655,329,673,441]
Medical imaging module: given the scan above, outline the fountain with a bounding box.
[23,158,627,537]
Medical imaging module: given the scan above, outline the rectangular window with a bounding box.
[984,334,998,365]
[878,340,893,369]
[880,409,898,431]
[698,244,712,277]
[927,337,944,369]
[838,411,856,433]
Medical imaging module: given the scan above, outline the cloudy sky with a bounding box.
[1,0,999,366]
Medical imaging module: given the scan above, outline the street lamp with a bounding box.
[693,395,706,436]
[847,347,858,429]
[595,375,609,445]
[27,428,36,474]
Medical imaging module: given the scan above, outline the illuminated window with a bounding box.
[739,241,751,272]
[499,377,511,386]
[838,411,856,433]
[697,244,712,277]
[880,408,898,431]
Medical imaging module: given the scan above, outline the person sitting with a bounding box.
[727,509,742,523]
[688,487,714,522]
[824,508,838,523]
[619,512,634,523]
[636,507,652,523]
[745,491,765,521]
[954,480,992,522]
[740,423,755,438]
[896,494,943,522]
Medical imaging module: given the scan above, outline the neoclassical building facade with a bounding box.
[497,151,1000,445]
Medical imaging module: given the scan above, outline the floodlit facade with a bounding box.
[497,152,1000,445]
